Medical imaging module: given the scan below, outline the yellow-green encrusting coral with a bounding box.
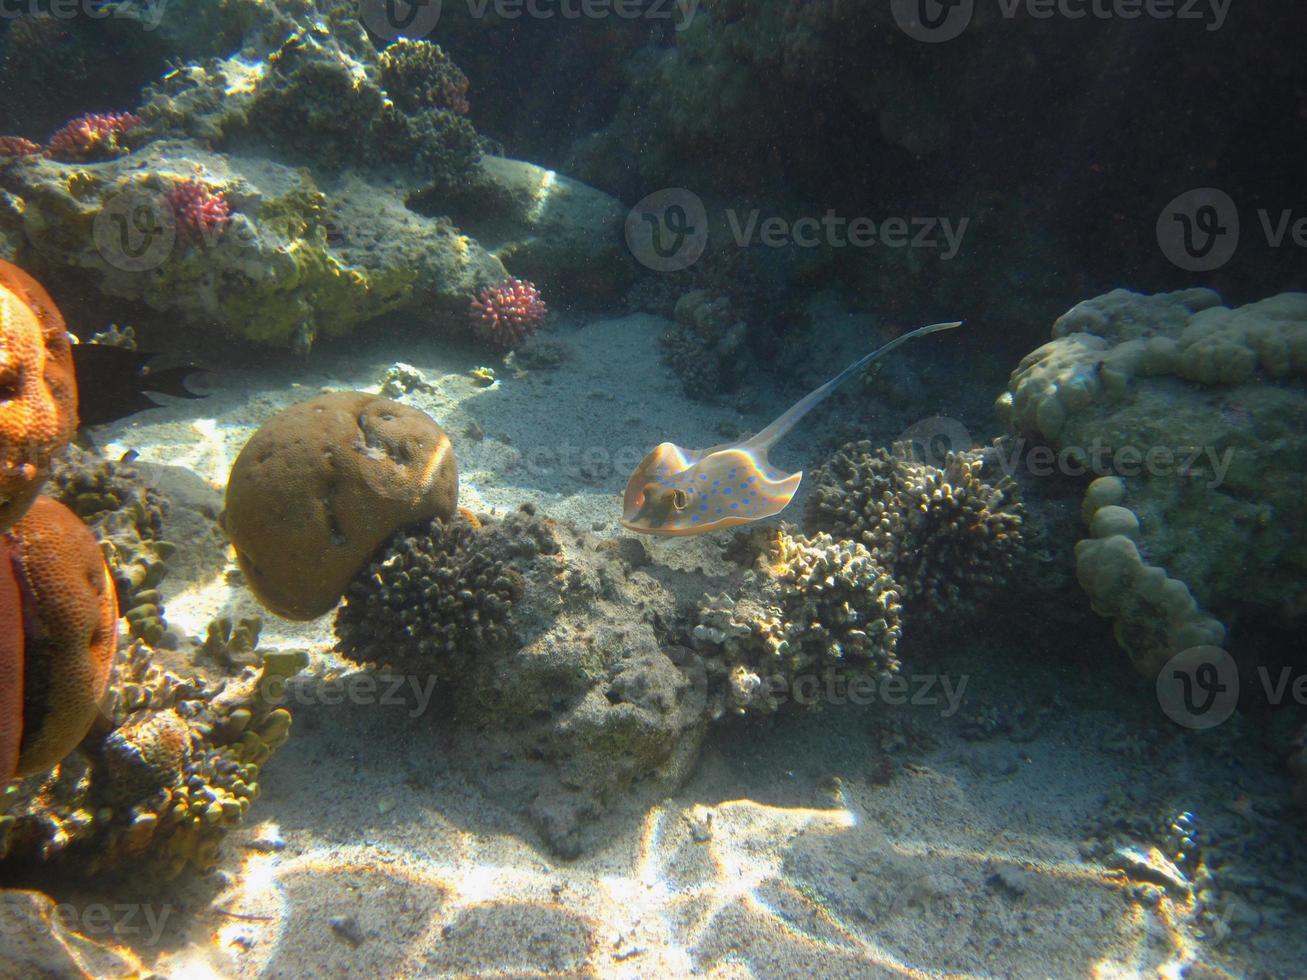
[0,637,304,878]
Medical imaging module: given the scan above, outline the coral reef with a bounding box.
[0,259,77,531]
[1075,476,1224,676]
[336,507,707,857]
[45,112,141,163]
[469,277,548,350]
[224,392,458,620]
[336,514,525,668]
[660,290,749,400]
[805,441,1025,617]
[0,637,302,878]
[995,289,1307,673]
[48,445,174,645]
[378,39,472,116]
[689,527,902,717]
[1,496,118,781]
[0,136,40,157]
[164,178,231,244]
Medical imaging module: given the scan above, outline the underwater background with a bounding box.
[0,0,1306,976]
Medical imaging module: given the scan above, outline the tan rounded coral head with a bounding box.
[0,261,79,531]
[7,495,118,778]
[224,391,458,620]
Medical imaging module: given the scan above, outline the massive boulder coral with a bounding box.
[995,289,1307,673]
[336,507,708,857]
[224,392,458,620]
[804,441,1024,617]
[0,259,77,530]
[1,496,118,783]
[689,527,902,717]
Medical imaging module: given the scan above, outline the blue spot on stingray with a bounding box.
[723,488,732,495]
[739,482,748,489]
[691,514,701,522]
[712,480,720,486]
[699,504,707,512]
[731,502,739,510]
[716,508,723,514]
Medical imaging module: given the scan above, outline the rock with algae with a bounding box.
[0,634,304,878]
[804,440,1025,618]
[336,507,707,857]
[689,527,902,717]
[995,288,1307,673]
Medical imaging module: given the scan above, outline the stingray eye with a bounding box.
[671,489,689,511]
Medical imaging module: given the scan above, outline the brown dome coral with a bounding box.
[224,391,458,620]
[0,259,78,532]
[1,495,119,782]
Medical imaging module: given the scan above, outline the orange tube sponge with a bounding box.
[0,260,78,531]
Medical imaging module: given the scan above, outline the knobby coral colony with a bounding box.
[804,440,1025,618]
[165,179,232,243]
[44,111,141,162]
[470,277,548,349]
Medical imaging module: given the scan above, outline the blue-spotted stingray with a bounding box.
[621,320,962,535]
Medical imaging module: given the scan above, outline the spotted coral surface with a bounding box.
[0,260,78,532]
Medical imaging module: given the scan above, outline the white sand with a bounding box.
[79,312,1300,978]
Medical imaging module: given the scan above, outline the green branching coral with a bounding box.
[691,527,902,716]
[805,441,1024,617]
[0,639,302,878]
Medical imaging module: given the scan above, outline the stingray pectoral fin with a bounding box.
[752,469,803,520]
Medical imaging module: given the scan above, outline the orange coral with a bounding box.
[0,537,22,781]
[0,259,78,531]
[2,496,118,781]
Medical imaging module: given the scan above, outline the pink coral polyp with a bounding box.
[165,180,232,244]
[46,112,142,162]
[470,278,548,350]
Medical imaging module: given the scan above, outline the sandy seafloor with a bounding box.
[64,311,1306,978]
